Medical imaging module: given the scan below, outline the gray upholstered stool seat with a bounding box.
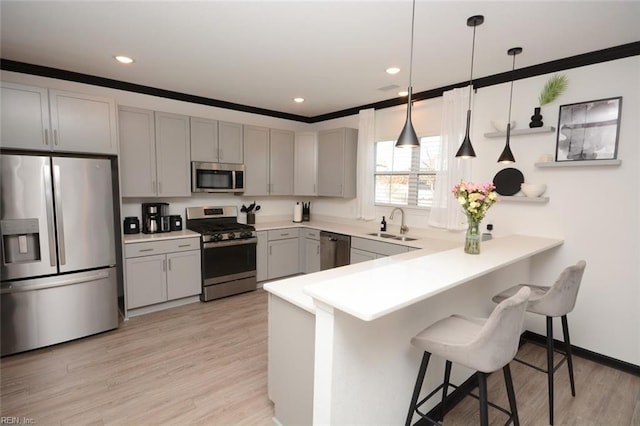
[406,286,531,426]
[492,260,586,425]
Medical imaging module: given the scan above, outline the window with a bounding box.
[374,136,441,207]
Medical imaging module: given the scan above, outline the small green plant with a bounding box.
[538,74,568,106]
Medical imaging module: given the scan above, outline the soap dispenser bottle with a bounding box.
[380,216,387,232]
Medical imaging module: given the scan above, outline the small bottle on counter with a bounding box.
[380,216,387,232]
[482,223,493,241]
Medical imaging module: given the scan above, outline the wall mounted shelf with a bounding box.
[535,159,621,168]
[500,196,549,204]
[484,126,555,138]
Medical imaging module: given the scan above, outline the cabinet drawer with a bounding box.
[125,237,200,258]
[268,228,299,241]
[302,228,320,240]
[351,237,409,257]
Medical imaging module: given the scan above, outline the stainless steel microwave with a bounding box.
[191,162,245,193]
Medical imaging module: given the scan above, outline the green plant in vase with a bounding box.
[452,181,498,254]
[530,74,569,128]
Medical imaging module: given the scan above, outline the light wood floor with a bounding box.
[2,289,639,425]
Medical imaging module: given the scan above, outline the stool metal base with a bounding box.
[406,352,520,426]
[512,315,575,425]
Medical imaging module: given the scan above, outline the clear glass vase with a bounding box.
[464,219,481,254]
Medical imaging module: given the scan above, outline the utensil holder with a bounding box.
[247,212,255,225]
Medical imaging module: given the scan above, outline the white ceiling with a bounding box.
[2,1,639,118]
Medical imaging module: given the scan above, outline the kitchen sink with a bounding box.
[392,236,417,241]
[366,232,396,238]
[366,232,418,242]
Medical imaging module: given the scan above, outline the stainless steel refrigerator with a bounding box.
[1,152,120,356]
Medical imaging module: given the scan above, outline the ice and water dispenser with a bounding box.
[1,218,42,265]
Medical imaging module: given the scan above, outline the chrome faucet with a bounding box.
[389,207,409,235]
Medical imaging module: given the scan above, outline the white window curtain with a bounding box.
[356,108,376,221]
[428,87,472,230]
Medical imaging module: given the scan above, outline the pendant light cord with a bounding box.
[467,23,477,111]
[507,53,516,123]
[408,0,416,93]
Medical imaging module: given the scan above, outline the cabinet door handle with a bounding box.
[139,248,154,252]
[163,259,166,272]
[168,259,172,270]
[158,181,162,194]
[317,245,320,255]
[44,129,49,145]
[178,244,190,248]
[269,246,272,255]
[53,129,59,145]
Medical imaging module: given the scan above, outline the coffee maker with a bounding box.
[142,202,169,234]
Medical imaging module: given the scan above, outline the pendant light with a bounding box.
[497,47,523,163]
[396,0,420,148]
[455,15,484,158]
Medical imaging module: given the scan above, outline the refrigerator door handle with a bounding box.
[53,164,66,266]
[0,270,109,294]
[43,163,57,267]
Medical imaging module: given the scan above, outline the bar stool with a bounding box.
[406,286,531,426]
[492,260,586,425]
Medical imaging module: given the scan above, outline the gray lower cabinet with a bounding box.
[350,236,410,264]
[256,231,268,282]
[1,81,117,155]
[303,229,321,273]
[267,229,300,280]
[350,248,377,264]
[124,237,201,310]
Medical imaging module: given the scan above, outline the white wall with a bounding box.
[3,55,638,365]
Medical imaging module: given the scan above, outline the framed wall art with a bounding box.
[555,96,622,161]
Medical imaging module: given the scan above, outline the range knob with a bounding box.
[227,232,236,240]
[240,231,253,239]
[212,233,223,242]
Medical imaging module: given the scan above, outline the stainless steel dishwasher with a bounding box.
[320,231,351,270]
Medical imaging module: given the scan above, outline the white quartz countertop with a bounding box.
[253,218,459,250]
[123,229,200,244]
[264,234,563,321]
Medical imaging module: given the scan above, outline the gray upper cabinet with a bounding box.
[119,107,156,197]
[119,107,191,197]
[218,121,244,164]
[190,117,219,162]
[1,82,117,155]
[244,125,270,196]
[294,132,318,196]
[269,129,294,196]
[243,126,294,196]
[317,127,358,198]
[154,112,191,197]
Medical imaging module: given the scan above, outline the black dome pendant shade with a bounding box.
[396,86,420,148]
[396,0,420,148]
[455,15,484,159]
[498,47,523,163]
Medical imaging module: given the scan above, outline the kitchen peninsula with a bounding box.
[264,234,563,425]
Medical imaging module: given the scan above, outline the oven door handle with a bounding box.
[203,237,257,249]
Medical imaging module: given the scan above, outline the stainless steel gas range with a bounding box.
[185,206,257,302]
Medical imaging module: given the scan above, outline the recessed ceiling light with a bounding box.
[293,97,305,103]
[398,90,408,97]
[386,67,401,75]
[114,55,134,64]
